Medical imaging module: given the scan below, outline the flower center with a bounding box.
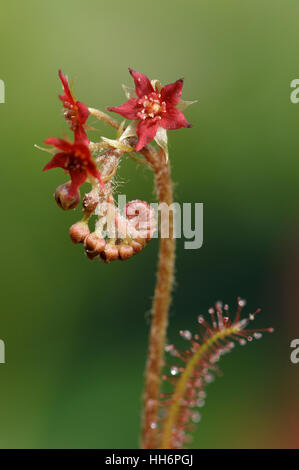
[137,92,166,120]
[65,153,87,171]
[64,106,80,129]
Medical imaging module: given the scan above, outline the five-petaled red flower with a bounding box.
[43,136,104,197]
[58,69,89,141]
[107,68,192,152]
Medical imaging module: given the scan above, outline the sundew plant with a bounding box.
[38,69,273,449]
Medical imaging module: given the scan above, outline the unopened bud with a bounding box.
[119,244,134,260]
[126,199,150,219]
[54,182,80,210]
[84,233,106,259]
[83,190,99,215]
[125,200,156,240]
[100,243,119,263]
[69,221,90,244]
[131,240,144,254]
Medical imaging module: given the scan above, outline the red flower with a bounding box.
[107,69,192,151]
[43,135,104,196]
[58,70,89,140]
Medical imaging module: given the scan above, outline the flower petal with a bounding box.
[161,107,192,130]
[136,118,159,151]
[128,68,153,98]
[69,169,87,197]
[73,141,91,159]
[58,70,74,104]
[87,161,105,190]
[77,101,90,124]
[44,137,73,152]
[43,153,68,171]
[107,98,139,120]
[161,79,184,107]
[74,126,90,146]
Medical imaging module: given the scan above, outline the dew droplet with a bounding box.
[170,366,179,376]
[210,354,219,363]
[165,344,177,356]
[254,332,262,339]
[194,378,202,388]
[181,330,192,340]
[192,411,201,423]
[196,398,205,408]
[205,373,214,383]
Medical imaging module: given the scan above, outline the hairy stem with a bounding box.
[140,145,175,449]
[88,107,120,130]
[160,324,241,449]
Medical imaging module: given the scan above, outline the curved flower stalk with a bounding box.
[38,68,193,447]
[158,299,274,449]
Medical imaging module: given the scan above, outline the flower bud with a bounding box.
[100,244,119,263]
[131,240,144,254]
[118,244,134,260]
[84,233,106,259]
[69,221,90,244]
[54,182,80,210]
[126,199,150,220]
[125,199,156,240]
[83,190,99,215]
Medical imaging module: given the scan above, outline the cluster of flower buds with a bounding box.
[158,299,274,448]
[69,198,156,263]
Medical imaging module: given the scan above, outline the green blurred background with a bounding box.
[1,0,299,448]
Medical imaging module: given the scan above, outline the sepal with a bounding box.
[154,126,169,162]
[177,99,198,111]
[101,136,134,153]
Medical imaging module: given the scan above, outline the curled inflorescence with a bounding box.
[38,69,193,264]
